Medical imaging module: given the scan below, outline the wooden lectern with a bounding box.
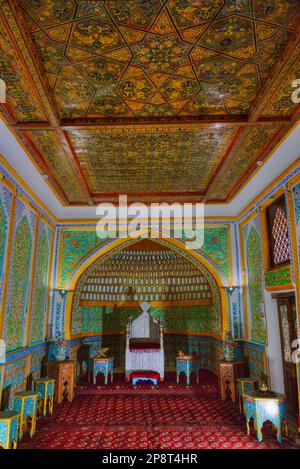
[46,360,76,404]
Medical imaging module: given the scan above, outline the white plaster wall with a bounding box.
[264,290,285,393]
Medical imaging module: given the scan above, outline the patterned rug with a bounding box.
[76,370,219,396]
[52,394,243,426]
[19,371,297,450]
[19,425,293,450]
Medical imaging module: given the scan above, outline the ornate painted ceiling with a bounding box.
[0,1,300,205]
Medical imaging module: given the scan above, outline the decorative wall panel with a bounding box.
[58,224,231,288]
[0,364,3,405]
[0,182,12,313]
[81,304,212,335]
[0,347,46,410]
[0,201,6,288]
[82,306,103,334]
[243,217,266,344]
[30,219,52,345]
[4,198,36,351]
[243,343,267,381]
[28,348,46,382]
[264,265,293,289]
[59,228,110,286]
[201,226,230,281]
[2,357,27,410]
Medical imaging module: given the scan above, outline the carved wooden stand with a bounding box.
[46,361,76,404]
[219,360,247,401]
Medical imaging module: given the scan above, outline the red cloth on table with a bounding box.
[129,342,160,351]
[130,371,160,381]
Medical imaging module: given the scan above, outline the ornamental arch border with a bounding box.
[63,231,231,340]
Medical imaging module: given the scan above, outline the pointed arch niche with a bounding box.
[64,236,230,343]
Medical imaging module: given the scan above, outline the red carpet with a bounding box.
[76,370,219,395]
[19,425,292,449]
[52,394,243,426]
[19,371,297,450]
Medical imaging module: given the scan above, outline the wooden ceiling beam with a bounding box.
[11,116,292,134]
[59,117,291,131]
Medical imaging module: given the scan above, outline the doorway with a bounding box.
[273,293,298,418]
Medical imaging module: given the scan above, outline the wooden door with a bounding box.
[276,295,298,417]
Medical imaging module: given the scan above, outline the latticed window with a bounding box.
[267,197,290,267]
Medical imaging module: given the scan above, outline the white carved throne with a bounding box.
[125,302,164,380]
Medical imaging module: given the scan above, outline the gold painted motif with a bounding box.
[68,125,236,193]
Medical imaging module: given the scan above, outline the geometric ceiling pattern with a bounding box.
[0,1,300,205]
[67,126,236,193]
[19,0,300,118]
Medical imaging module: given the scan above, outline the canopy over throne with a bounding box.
[125,302,164,380]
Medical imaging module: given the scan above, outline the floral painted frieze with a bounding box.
[264,265,292,290]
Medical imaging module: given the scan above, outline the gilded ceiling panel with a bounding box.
[25,130,86,202]
[16,0,300,119]
[262,49,300,117]
[0,14,47,122]
[67,125,236,194]
[208,123,284,200]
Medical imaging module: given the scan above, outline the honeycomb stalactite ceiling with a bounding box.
[79,239,213,306]
[0,1,300,205]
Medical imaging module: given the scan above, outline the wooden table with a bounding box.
[35,378,55,416]
[13,391,38,439]
[0,411,20,449]
[176,356,199,385]
[237,377,258,413]
[244,392,288,443]
[92,357,114,385]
